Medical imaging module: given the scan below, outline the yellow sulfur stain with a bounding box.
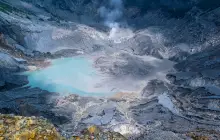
[88,126,96,134]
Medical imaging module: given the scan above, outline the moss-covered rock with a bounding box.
[0,115,127,140]
[0,114,64,140]
[187,132,210,140]
[78,125,127,140]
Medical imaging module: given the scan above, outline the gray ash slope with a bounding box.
[1,0,220,139]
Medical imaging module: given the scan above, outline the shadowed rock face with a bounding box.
[19,0,220,19]
[126,0,220,17]
[175,45,220,72]
[166,45,220,126]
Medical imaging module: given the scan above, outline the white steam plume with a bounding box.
[98,0,124,39]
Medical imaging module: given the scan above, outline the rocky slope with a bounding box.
[0,0,220,140]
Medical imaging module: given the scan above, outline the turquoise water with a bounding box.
[24,57,113,97]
